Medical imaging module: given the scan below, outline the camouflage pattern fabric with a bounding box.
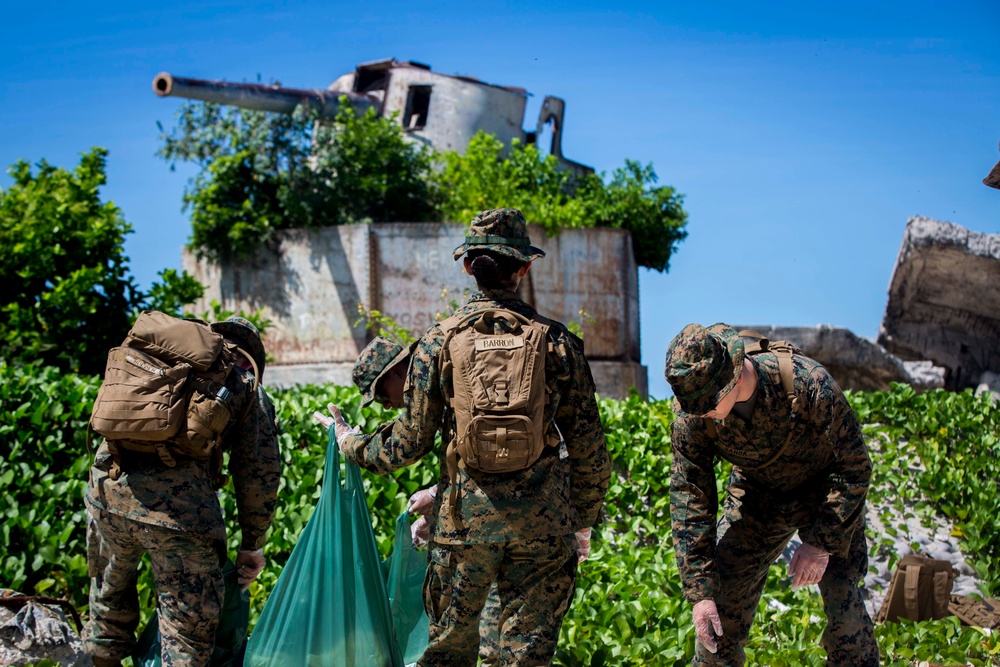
[84,363,279,664]
[83,509,225,666]
[691,488,878,666]
[85,364,281,550]
[341,288,610,544]
[670,352,877,665]
[451,208,546,263]
[352,336,411,406]
[478,582,501,666]
[0,590,89,667]
[418,536,577,667]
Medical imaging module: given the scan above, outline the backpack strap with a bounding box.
[903,562,923,620]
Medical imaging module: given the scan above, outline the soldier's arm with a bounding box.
[670,418,721,602]
[797,368,872,557]
[341,332,444,475]
[554,333,610,529]
[229,383,281,551]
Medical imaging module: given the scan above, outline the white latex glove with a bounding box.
[236,548,266,591]
[575,527,592,563]
[693,598,723,654]
[411,515,431,549]
[407,486,437,515]
[315,403,359,451]
[788,541,830,589]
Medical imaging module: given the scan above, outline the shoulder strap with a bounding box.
[903,562,923,620]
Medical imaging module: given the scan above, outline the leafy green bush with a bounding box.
[436,134,688,272]
[0,149,204,374]
[158,100,440,262]
[158,103,688,271]
[2,371,997,665]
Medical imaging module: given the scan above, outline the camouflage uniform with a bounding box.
[342,208,610,667]
[667,324,879,667]
[83,319,280,667]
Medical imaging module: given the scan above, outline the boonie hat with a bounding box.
[211,316,267,379]
[353,337,411,406]
[664,323,745,416]
[452,208,545,263]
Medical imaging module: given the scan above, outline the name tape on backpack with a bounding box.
[474,336,524,352]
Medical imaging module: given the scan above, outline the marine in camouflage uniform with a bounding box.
[83,317,281,667]
[338,208,610,667]
[665,323,879,667]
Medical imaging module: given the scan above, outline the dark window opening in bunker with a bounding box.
[354,68,389,93]
[404,86,432,130]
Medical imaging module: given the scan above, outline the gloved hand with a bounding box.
[575,527,592,563]
[236,548,266,591]
[693,598,723,654]
[315,404,359,451]
[410,515,431,549]
[407,486,437,515]
[788,541,830,589]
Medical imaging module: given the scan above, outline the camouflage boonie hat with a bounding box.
[211,316,267,379]
[353,336,411,406]
[664,323,745,416]
[452,207,546,263]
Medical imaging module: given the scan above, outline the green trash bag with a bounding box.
[244,428,403,667]
[384,511,429,665]
[131,559,249,667]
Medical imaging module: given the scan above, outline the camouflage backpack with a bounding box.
[89,310,259,486]
[704,330,803,470]
[439,309,551,476]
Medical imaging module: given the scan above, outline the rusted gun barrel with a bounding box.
[152,72,377,118]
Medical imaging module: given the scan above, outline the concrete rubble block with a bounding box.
[733,325,944,392]
[878,216,1000,390]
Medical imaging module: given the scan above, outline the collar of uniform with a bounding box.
[469,288,520,303]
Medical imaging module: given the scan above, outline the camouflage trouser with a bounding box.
[83,507,225,667]
[478,582,501,666]
[419,535,577,667]
[692,490,880,667]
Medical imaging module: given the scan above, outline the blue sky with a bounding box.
[2,1,998,399]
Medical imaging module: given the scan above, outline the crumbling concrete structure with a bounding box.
[183,223,647,399]
[878,216,1000,391]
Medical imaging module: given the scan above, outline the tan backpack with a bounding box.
[875,553,957,623]
[439,309,551,475]
[89,310,258,486]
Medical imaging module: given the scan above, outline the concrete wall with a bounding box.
[183,222,647,398]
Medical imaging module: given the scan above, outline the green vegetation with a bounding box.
[0,149,204,374]
[2,369,997,664]
[157,101,688,271]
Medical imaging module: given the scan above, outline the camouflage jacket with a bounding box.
[670,353,872,602]
[85,368,281,551]
[342,289,610,545]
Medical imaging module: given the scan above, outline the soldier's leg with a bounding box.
[495,534,577,667]
[478,580,501,667]
[817,518,880,667]
[143,527,224,667]
[419,542,502,667]
[692,497,794,667]
[84,508,146,663]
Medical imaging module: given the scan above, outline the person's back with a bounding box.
[84,314,280,667]
[335,208,610,667]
